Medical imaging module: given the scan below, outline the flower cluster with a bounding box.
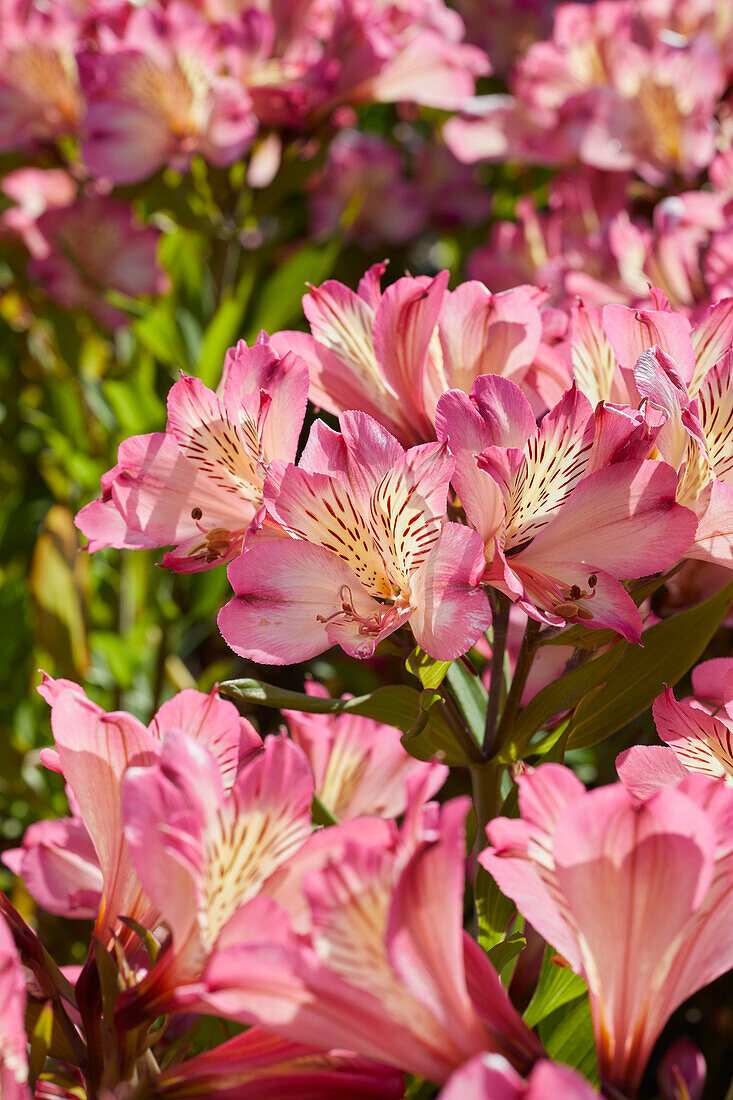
[7,2,733,1099]
[0,0,488,326]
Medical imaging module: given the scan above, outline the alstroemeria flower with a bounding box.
[150,1024,404,1100]
[76,337,309,571]
[0,1,82,151]
[80,2,256,183]
[184,796,543,1084]
[658,1038,706,1100]
[617,680,733,791]
[2,801,103,921]
[444,7,723,185]
[30,676,260,951]
[440,1053,599,1099]
[436,375,696,640]
[481,764,733,1093]
[218,410,492,662]
[284,681,447,820]
[116,729,395,1022]
[28,196,168,330]
[271,266,543,446]
[0,912,30,1100]
[328,0,489,111]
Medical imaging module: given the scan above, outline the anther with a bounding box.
[191,507,203,520]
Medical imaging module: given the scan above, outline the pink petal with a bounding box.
[554,784,715,1089]
[220,540,392,663]
[603,303,695,397]
[438,283,542,393]
[519,460,697,578]
[653,687,733,782]
[2,817,102,920]
[372,271,449,439]
[409,524,492,660]
[616,745,688,799]
[149,689,261,790]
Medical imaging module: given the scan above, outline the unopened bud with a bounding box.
[658,1038,706,1100]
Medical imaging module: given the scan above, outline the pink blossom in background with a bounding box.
[323,0,490,112]
[25,676,260,949]
[436,376,696,638]
[0,913,29,1100]
[452,0,560,76]
[445,1,726,185]
[219,410,492,662]
[271,266,545,445]
[482,763,733,1093]
[412,139,492,230]
[0,168,77,259]
[151,1025,405,1099]
[658,1037,706,1100]
[189,796,544,1083]
[284,681,447,819]
[27,196,167,330]
[440,1053,599,1099]
[76,337,309,569]
[308,130,426,248]
[79,2,256,183]
[0,0,82,151]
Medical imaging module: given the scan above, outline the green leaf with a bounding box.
[312,793,339,827]
[475,864,515,953]
[507,644,626,759]
[486,931,526,981]
[405,646,451,690]
[445,660,487,744]
[538,995,599,1085]
[221,678,467,764]
[132,306,190,370]
[196,268,256,388]
[245,241,339,340]
[28,1001,53,1086]
[524,946,588,1028]
[569,580,733,750]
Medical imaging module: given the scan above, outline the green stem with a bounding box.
[470,763,503,855]
[492,616,541,759]
[483,592,510,756]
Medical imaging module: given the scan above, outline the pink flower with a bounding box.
[284,681,447,819]
[31,675,260,950]
[445,4,724,184]
[308,131,426,248]
[436,376,696,640]
[658,1037,706,1100]
[323,0,489,112]
[624,684,733,787]
[28,196,167,330]
[590,308,733,568]
[2,807,103,921]
[481,763,733,1093]
[117,728,394,1022]
[0,0,82,151]
[185,796,543,1083]
[440,1053,599,1099]
[80,2,255,183]
[218,411,492,662]
[0,912,29,1100]
[0,168,77,258]
[76,337,309,570]
[271,266,543,446]
[151,1025,404,1099]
